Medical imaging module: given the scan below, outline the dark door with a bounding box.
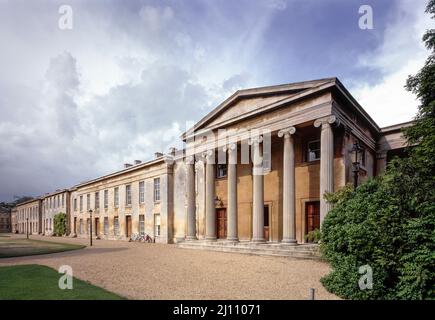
[305,201,320,238]
[216,209,227,239]
[264,205,270,241]
[95,218,100,236]
[126,216,132,238]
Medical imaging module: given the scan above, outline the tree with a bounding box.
[320,0,435,299]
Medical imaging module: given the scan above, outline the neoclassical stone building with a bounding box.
[15,198,42,235]
[41,189,70,235]
[14,78,409,245]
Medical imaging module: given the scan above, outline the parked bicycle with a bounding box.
[129,233,154,243]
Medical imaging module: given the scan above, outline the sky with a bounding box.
[0,0,432,201]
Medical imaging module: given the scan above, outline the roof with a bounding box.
[71,155,169,189]
[182,77,382,139]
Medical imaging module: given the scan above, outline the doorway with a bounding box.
[305,201,320,241]
[95,218,100,237]
[126,216,132,238]
[216,208,227,239]
[264,205,270,241]
[73,217,77,234]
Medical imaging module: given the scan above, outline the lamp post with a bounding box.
[89,209,93,247]
[351,140,363,189]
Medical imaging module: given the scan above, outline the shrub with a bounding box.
[305,229,321,243]
[53,213,67,236]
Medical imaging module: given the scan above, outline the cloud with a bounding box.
[350,0,432,127]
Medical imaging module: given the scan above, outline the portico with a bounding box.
[181,120,338,245]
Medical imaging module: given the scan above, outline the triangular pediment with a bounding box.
[183,78,337,139]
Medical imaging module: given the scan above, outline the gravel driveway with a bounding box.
[0,235,338,300]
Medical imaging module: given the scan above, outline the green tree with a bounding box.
[53,213,67,236]
[321,0,435,299]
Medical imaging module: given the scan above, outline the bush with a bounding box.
[305,229,321,243]
[320,162,434,299]
[53,213,67,236]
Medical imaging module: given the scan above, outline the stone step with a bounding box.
[177,241,321,260]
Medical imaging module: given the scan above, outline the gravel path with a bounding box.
[0,235,338,300]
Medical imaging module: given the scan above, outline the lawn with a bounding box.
[0,264,124,299]
[0,237,85,258]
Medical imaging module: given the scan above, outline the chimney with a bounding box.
[154,152,163,159]
[169,147,177,156]
[134,160,142,165]
[124,163,133,168]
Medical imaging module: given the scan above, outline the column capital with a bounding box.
[203,149,215,164]
[248,135,263,145]
[278,127,296,138]
[314,115,340,128]
[223,142,237,153]
[185,155,195,165]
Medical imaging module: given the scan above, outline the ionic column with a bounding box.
[278,127,297,244]
[225,143,238,241]
[185,156,197,240]
[314,115,337,223]
[205,150,217,241]
[250,136,265,242]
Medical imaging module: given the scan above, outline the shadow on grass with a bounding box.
[0,264,125,300]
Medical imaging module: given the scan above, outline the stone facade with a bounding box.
[41,190,70,235]
[13,78,410,245]
[69,157,174,243]
[0,206,11,233]
[14,199,42,235]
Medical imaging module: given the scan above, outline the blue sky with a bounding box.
[0,0,431,201]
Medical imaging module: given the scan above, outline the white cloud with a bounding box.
[351,0,432,127]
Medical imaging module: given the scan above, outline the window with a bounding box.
[104,190,109,208]
[86,194,90,211]
[216,164,227,178]
[61,194,64,207]
[114,187,119,207]
[79,196,83,212]
[74,198,77,211]
[79,219,83,234]
[307,140,321,162]
[139,214,145,236]
[104,217,109,235]
[126,185,132,206]
[139,181,145,203]
[95,192,100,209]
[154,214,160,237]
[114,217,120,236]
[154,178,160,202]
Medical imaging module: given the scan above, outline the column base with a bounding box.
[251,238,266,243]
[281,239,297,245]
[185,236,198,241]
[205,236,217,241]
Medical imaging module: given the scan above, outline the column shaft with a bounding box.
[186,161,197,240]
[227,145,238,241]
[279,128,297,244]
[251,138,265,242]
[205,152,216,240]
[319,122,334,223]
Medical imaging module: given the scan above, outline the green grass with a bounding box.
[0,237,85,258]
[0,264,124,300]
